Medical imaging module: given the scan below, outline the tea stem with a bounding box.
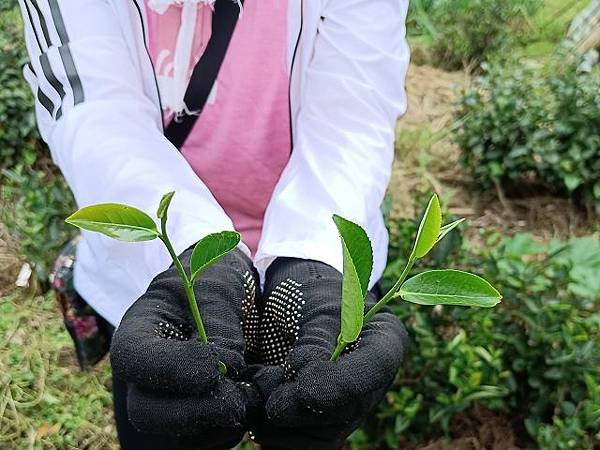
[159,217,208,344]
[363,254,417,323]
[330,340,347,361]
[331,255,418,362]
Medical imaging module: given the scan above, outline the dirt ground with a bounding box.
[409,405,522,450]
[389,64,469,220]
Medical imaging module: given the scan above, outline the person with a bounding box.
[18,0,410,448]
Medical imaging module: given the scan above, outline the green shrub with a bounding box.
[355,226,600,449]
[0,7,38,170]
[0,7,74,282]
[407,0,541,70]
[456,61,600,212]
[1,149,74,283]
[0,0,16,13]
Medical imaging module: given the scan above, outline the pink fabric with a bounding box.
[146,0,291,255]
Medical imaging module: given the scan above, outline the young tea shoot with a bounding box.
[65,192,240,374]
[330,215,373,361]
[330,194,502,361]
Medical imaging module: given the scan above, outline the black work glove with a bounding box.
[110,247,261,449]
[251,258,408,450]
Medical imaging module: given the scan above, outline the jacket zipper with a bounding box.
[131,0,165,132]
[288,0,304,154]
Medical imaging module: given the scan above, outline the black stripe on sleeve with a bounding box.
[26,62,54,115]
[29,0,52,47]
[37,87,55,115]
[39,52,65,119]
[22,0,44,50]
[22,1,59,117]
[46,0,84,105]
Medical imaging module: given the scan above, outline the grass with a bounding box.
[0,287,256,449]
[0,291,116,449]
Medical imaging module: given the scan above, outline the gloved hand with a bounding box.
[110,247,261,449]
[251,257,408,450]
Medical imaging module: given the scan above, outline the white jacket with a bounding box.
[18,0,409,325]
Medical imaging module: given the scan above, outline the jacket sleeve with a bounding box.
[255,0,410,285]
[17,0,237,323]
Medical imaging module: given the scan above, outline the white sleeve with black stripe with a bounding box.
[17,0,238,325]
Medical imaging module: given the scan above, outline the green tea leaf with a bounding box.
[157,191,175,220]
[398,269,502,308]
[333,215,372,296]
[333,215,373,343]
[190,231,241,280]
[436,218,465,244]
[338,241,365,343]
[66,203,159,242]
[413,194,442,258]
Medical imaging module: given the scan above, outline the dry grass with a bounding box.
[389,64,469,221]
[0,290,117,449]
[0,223,23,297]
[406,405,521,450]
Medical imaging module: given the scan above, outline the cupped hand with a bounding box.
[110,248,262,448]
[251,258,408,449]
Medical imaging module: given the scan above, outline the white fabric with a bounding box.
[18,0,409,325]
[148,0,216,15]
[172,1,199,116]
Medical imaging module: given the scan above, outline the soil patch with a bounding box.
[406,406,522,450]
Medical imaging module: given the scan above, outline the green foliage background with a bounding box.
[456,61,600,213]
[1,1,599,449]
[353,220,600,449]
[407,0,543,69]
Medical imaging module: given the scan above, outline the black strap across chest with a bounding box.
[165,0,243,150]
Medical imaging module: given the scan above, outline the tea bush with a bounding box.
[0,0,16,13]
[0,7,37,170]
[1,150,74,283]
[0,7,74,282]
[354,224,600,449]
[456,61,600,212]
[407,0,541,70]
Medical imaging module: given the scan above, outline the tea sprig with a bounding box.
[330,194,502,361]
[66,192,240,373]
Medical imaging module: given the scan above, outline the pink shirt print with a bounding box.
[146,0,291,255]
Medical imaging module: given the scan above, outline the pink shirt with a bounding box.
[146,1,291,254]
